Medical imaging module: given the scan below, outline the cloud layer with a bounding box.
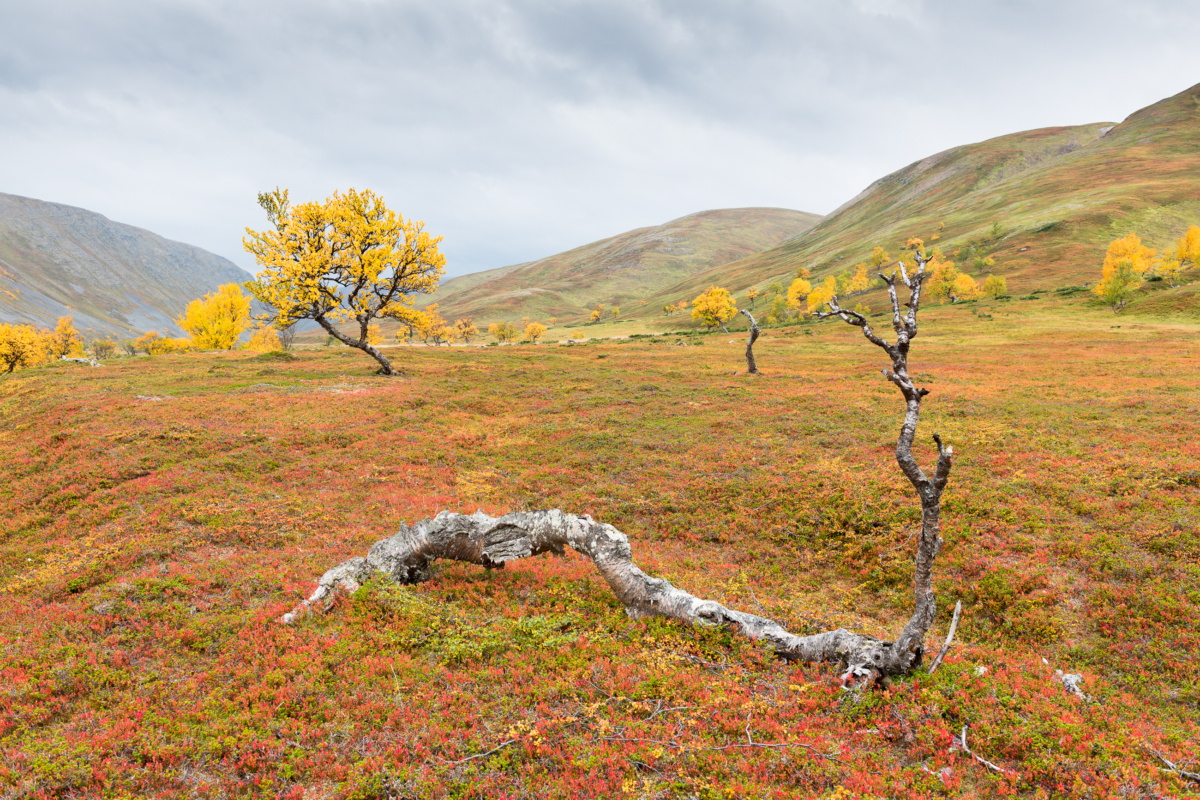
[1,0,1197,276]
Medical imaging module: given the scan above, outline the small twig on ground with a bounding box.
[958,725,1016,776]
[1149,747,1200,785]
[928,600,962,675]
[596,735,845,763]
[746,583,768,617]
[438,739,517,765]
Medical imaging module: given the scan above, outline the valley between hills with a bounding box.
[0,83,1198,798]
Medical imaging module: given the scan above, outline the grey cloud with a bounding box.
[0,0,1197,277]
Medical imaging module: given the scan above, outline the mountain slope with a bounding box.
[620,81,1200,320]
[0,192,251,339]
[417,207,822,325]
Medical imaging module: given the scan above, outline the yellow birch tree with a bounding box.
[177,283,251,350]
[691,286,736,331]
[243,187,445,375]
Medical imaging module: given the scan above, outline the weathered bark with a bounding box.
[816,249,954,673]
[739,309,760,374]
[283,509,923,678]
[316,315,395,375]
[287,251,956,684]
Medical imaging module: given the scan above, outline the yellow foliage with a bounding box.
[367,324,383,345]
[149,337,193,355]
[869,246,892,269]
[848,263,872,293]
[488,322,518,343]
[1094,233,1158,311]
[983,274,1008,298]
[134,331,161,354]
[91,340,116,359]
[806,276,837,313]
[244,325,282,352]
[0,323,49,373]
[177,283,251,350]
[47,316,83,360]
[925,257,960,304]
[785,278,811,312]
[1158,258,1183,287]
[454,318,479,343]
[610,306,619,318]
[745,286,761,307]
[951,273,983,301]
[524,322,547,342]
[691,286,736,329]
[765,293,786,324]
[1101,233,1158,278]
[590,310,601,322]
[1172,225,1200,266]
[243,187,444,358]
[905,237,925,251]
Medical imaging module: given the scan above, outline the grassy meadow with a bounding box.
[1,298,1198,798]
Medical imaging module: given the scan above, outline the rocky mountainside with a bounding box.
[0,192,250,339]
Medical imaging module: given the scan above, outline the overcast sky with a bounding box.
[1,0,1197,278]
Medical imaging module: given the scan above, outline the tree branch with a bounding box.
[813,249,951,672]
[927,600,962,675]
[283,509,926,679]
[1148,747,1200,785]
[959,725,1016,776]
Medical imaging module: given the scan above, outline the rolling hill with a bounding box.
[620,81,1200,321]
[0,192,251,339]
[411,207,822,326]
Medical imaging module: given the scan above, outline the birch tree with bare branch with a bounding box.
[739,308,760,374]
[284,250,953,686]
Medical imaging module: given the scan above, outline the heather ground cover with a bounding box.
[1,298,1198,798]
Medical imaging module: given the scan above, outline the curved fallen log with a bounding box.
[283,508,924,679]
[286,251,954,684]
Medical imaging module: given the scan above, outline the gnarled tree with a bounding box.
[284,252,953,684]
[739,308,760,374]
[244,188,445,375]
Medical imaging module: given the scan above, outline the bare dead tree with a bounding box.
[278,323,298,351]
[284,251,954,685]
[739,309,760,374]
[815,249,953,677]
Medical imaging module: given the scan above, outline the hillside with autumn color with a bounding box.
[623,81,1200,325]
[420,81,1198,337]
[408,207,822,328]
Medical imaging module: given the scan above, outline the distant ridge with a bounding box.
[0,192,250,338]
[415,207,822,325]
[617,81,1200,319]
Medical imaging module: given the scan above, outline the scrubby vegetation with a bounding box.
[1,296,1197,797]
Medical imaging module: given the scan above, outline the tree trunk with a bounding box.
[817,250,954,673]
[289,252,956,687]
[282,509,924,679]
[316,316,395,375]
[739,309,760,374]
